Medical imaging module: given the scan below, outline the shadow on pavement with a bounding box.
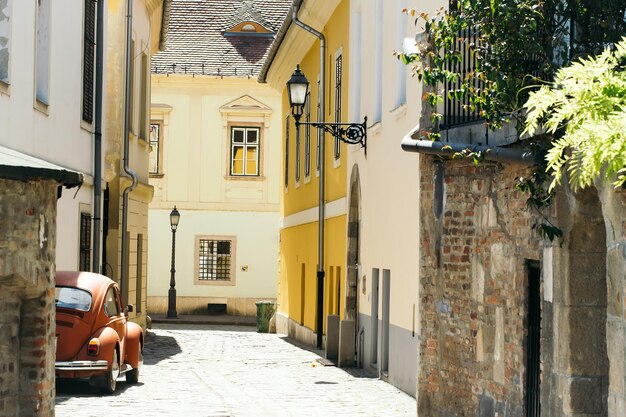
[277,335,378,379]
[143,330,182,365]
[55,379,140,404]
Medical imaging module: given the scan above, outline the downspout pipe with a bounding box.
[292,4,326,349]
[121,0,138,303]
[92,0,104,273]
[401,135,541,165]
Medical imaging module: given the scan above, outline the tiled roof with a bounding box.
[152,0,292,78]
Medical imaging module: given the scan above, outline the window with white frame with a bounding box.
[334,52,343,160]
[285,115,290,188]
[0,0,12,85]
[316,77,321,175]
[196,237,235,282]
[35,0,50,104]
[230,126,260,176]
[149,122,162,176]
[304,91,311,179]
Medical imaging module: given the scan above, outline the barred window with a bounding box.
[79,212,91,271]
[304,91,311,179]
[196,237,235,282]
[82,0,96,123]
[284,115,290,189]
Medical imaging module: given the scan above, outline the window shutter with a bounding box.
[82,0,96,123]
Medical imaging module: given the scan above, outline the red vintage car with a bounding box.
[55,271,143,394]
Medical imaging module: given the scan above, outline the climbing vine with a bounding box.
[399,0,626,241]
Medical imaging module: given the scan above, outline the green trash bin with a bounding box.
[255,301,275,333]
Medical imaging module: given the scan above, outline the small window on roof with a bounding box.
[241,23,256,32]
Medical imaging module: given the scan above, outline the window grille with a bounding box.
[295,121,301,183]
[79,213,91,272]
[197,239,232,281]
[82,0,96,122]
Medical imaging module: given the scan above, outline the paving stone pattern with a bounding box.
[55,324,416,417]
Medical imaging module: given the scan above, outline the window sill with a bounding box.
[149,173,165,179]
[80,119,93,133]
[0,81,10,96]
[195,279,236,287]
[224,175,266,181]
[34,99,49,116]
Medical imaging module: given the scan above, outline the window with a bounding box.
[334,52,343,160]
[82,0,96,123]
[395,0,407,108]
[35,0,50,104]
[149,122,163,175]
[79,213,91,271]
[295,121,301,183]
[136,234,143,313]
[316,77,321,174]
[195,237,236,283]
[139,53,148,139]
[285,115,290,188]
[0,0,12,85]
[230,126,259,176]
[103,287,120,317]
[55,287,92,312]
[304,92,311,179]
[129,39,135,133]
[373,0,383,123]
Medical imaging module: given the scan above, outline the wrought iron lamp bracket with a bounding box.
[297,117,368,155]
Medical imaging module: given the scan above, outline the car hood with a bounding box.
[55,309,96,361]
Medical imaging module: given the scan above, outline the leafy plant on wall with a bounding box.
[399,0,626,240]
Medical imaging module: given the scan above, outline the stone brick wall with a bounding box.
[0,179,57,417]
[417,155,543,417]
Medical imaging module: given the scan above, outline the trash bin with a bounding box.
[255,301,275,333]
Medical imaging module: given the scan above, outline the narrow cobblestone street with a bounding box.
[55,324,416,417]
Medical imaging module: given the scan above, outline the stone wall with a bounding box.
[417,155,543,417]
[0,179,57,417]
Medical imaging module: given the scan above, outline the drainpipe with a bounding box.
[121,0,138,303]
[92,0,104,273]
[292,3,326,349]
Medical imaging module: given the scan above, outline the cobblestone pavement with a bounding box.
[55,324,416,417]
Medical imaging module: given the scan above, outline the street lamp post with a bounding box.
[287,65,367,348]
[167,206,180,319]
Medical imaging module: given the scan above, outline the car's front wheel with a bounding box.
[125,343,141,384]
[101,348,119,394]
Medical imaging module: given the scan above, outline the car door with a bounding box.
[103,285,127,359]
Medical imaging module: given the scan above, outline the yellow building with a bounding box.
[103,0,168,328]
[260,0,354,355]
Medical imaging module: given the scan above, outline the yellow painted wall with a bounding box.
[279,216,346,332]
[278,0,351,335]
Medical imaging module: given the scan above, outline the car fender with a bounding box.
[87,326,120,368]
[125,321,143,367]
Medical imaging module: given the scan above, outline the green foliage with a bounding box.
[524,39,626,191]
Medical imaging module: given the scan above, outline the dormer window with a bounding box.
[224,21,273,37]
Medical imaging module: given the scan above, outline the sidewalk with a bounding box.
[149,313,257,326]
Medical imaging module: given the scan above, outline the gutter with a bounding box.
[121,0,139,303]
[401,130,541,166]
[258,0,303,83]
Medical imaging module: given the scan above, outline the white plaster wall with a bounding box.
[147,208,279,299]
[0,0,93,174]
[350,0,429,337]
[0,0,96,271]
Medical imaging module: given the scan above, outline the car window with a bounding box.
[104,287,120,317]
[55,287,92,311]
